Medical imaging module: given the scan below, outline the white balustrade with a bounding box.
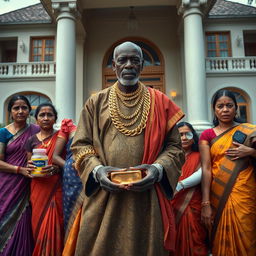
[0,62,56,78]
[206,57,256,73]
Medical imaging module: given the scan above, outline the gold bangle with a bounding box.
[74,146,97,171]
[201,201,210,207]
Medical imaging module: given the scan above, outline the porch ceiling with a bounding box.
[81,0,177,9]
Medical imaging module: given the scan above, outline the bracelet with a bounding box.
[74,146,97,171]
[201,201,210,207]
[16,166,21,174]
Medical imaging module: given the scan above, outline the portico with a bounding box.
[46,0,213,131]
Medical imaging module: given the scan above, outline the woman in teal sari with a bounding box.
[0,95,39,256]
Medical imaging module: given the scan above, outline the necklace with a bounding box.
[217,123,234,134]
[108,83,151,136]
[116,84,141,97]
[39,131,54,148]
[12,123,18,134]
[116,84,143,108]
[12,123,25,134]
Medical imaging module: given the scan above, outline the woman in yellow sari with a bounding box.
[199,89,256,256]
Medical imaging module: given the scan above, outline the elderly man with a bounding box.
[71,41,185,255]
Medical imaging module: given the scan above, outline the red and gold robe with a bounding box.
[71,83,185,256]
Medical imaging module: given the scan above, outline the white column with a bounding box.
[75,36,85,122]
[52,1,77,123]
[179,0,211,132]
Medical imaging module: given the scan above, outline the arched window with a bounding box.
[102,38,165,92]
[229,89,250,123]
[5,92,51,124]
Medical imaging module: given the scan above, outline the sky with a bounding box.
[0,0,255,15]
[0,0,40,15]
[231,0,256,6]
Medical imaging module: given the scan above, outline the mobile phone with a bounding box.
[232,130,247,144]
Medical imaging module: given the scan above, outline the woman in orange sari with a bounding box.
[26,103,64,256]
[200,89,256,256]
[171,122,208,256]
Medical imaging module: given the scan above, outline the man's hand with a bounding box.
[96,166,126,192]
[126,164,159,192]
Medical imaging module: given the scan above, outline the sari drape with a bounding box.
[62,138,83,232]
[171,152,208,256]
[210,123,256,256]
[0,124,39,256]
[30,132,64,256]
[142,87,184,252]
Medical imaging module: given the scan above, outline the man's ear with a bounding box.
[140,59,144,71]
[112,60,116,72]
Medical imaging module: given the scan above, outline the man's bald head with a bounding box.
[113,42,143,60]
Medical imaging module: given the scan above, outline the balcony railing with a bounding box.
[0,62,56,78]
[206,57,256,73]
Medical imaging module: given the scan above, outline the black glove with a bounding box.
[96,166,124,192]
[128,164,159,192]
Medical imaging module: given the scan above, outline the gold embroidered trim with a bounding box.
[74,146,97,171]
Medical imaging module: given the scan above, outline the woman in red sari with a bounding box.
[171,122,208,256]
[26,103,64,256]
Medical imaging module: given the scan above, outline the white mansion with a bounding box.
[0,0,255,131]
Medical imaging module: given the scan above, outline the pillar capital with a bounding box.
[178,0,208,17]
[52,0,80,20]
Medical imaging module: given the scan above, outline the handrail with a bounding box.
[206,57,256,73]
[0,62,56,78]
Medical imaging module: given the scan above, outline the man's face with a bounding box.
[112,45,143,87]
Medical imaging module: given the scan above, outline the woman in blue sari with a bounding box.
[53,119,83,238]
[0,95,39,255]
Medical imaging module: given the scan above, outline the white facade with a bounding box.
[205,18,256,124]
[0,0,255,130]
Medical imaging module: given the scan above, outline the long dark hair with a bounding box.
[212,89,241,126]
[177,121,199,152]
[34,103,58,121]
[8,94,32,112]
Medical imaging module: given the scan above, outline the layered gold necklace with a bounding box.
[108,83,151,136]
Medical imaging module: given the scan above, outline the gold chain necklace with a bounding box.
[115,84,141,97]
[108,83,151,136]
[116,84,143,108]
[115,89,144,121]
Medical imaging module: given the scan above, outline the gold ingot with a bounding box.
[110,170,142,184]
